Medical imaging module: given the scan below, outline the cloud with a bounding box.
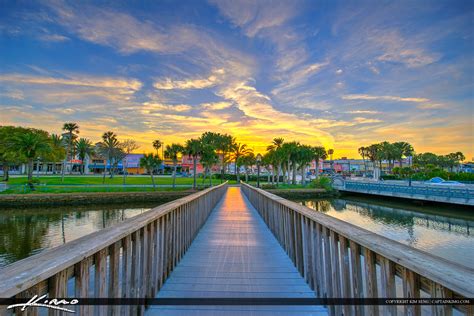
[154,69,224,90]
[342,94,429,103]
[200,101,233,110]
[38,34,70,42]
[209,0,300,37]
[417,103,448,109]
[141,102,192,113]
[346,110,380,114]
[0,73,142,93]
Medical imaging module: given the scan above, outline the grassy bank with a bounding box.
[6,176,196,185]
[0,190,194,207]
[1,176,231,194]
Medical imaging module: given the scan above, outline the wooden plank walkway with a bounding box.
[146,186,327,315]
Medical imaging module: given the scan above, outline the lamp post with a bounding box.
[256,153,262,188]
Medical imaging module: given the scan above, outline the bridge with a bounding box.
[0,183,473,315]
[333,179,474,206]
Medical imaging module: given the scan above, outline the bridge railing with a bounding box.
[342,180,474,200]
[241,182,473,316]
[0,182,227,315]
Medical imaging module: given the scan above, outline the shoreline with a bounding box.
[0,190,193,208]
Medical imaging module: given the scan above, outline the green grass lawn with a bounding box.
[2,186,191,194]
[1,175,233,194]
[6,175,197,185]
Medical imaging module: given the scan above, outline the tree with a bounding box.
[296,145,314,185]
[75,138,94,174]
[281,141,299,184]
[200,145,219,186]
[358,146,368,176]
[231,143,253,183]
[267,138,284,186]
[367,144,382,179]
[152,140,162,156]
[185,139,202,189]
[121,139,140,184]
[13,129,51,181]
[0,126,28,181]
[140,153,161,189]
[164,143,184,188]
[62,123,79,178]
[312,146,327,179]
[96,131,123,184]
[327,148,334,172]
[393,142,414,168]
[240,153,256,182]
[445,152,465,172]
[49,134,66,175]
[380,141,397,171]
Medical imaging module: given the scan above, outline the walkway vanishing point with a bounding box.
[0,183,473,316]
[148,186,326,315]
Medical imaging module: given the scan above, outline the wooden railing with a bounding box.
[0,182,227,315]
[241,183,474,316]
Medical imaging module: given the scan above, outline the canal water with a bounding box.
[297,196,474,269]
[0,203,156,268]
[0,197,473,269]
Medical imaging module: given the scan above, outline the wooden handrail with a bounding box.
[241,182,473,316]
[0,182,228,315]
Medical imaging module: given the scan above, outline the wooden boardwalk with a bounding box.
[147,186,327,315]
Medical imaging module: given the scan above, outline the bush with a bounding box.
[309,177,332,191]
[381,174,399,180]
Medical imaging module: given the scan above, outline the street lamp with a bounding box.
[256,153,262,188]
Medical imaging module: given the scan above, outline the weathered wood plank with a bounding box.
[108,241,121,315]
[94,248,107,315]
[363,247,378,316]
[403,267,421,316]
[349,241,363,316]
[75,258,91,315]
[48,269,68,316]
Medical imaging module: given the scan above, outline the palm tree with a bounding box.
[164,143,184,188]
[140,153,161,189]
[393,142,414,168]
[311,146,327,179]
[200,145,219,186]
[185,139,202,189]
[121,139,140,184]
[296,145,314,185]
[50,134,66,175]
[96,131,122,184]
[14,130,51,181]
[367,144,382,179]
[281,141,299,184]
[62,123,79,178]
[267,138,284,186]
[153,140,162,156]
[231,143,253,183]
[358,146,368,176]
[327,148,334,172]
[76,138,94,174]
[240,153,256,182]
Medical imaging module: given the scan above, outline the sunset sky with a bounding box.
[1,1,473,159]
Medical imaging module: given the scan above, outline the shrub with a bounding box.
[310,177,332,191]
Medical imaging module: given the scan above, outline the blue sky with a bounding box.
[0,0,473,158]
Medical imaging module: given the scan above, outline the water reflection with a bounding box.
[299,198,474,269]
[0,203,158,267]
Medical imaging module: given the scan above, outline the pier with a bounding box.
[0,183,472,315]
